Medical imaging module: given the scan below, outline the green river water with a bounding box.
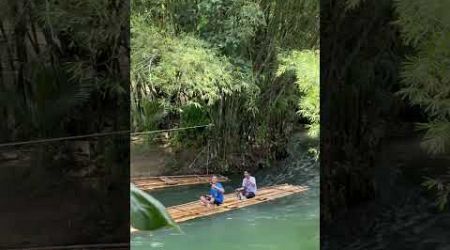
[131,136,319,250]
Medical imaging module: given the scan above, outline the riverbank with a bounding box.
[131,129,318,178]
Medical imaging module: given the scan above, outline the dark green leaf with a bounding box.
[130,184,177,231]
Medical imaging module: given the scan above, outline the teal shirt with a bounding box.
[210,182,224,203]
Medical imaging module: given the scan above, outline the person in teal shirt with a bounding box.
[200,175,225,207]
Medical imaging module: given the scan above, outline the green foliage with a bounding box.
[277,50,320,137]
[0,0,129,243]
[131,15,254,130]
[1,0,128,140]
[417,122,450,156]
[395,0,450,155]
[320,0,405,222]
[150,35,235,105]
[0,63,91,136]
[268,0,319,50]
[131,0,319,171]
[423,176,450,210]
[130,184,177,231]
[175,104,211,144]
[131,99,167,135]
[196,0,265,54]
[395,0,450,209]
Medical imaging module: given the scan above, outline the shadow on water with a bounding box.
[131,134,319,250]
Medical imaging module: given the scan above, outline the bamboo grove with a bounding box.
[0,1,129,244]
[322,0,450,222]
[131,0,320,173]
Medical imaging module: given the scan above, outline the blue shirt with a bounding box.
[210,182,224,203]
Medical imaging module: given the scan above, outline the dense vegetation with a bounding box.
[321,0,450,226]
[0,0,129,246]
[131,0,320,174]
[395,0,450,210]
[1,0,129,141]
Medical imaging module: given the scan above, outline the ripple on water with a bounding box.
[131,239,144,247]
[253,215,274,220]
[247,243,277,249]
[150,242,164,248]
[169,232,184,236]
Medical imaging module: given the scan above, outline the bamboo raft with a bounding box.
[168,184,308,223]
[131,174,229,190]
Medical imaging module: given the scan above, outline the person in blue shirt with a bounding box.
[200,175,225,207]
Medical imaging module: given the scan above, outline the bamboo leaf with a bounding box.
[130,184,177,231]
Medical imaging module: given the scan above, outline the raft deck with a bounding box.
[132,174,229,190]
[167,184,308,223]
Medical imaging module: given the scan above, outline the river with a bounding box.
[131,137,319,250]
